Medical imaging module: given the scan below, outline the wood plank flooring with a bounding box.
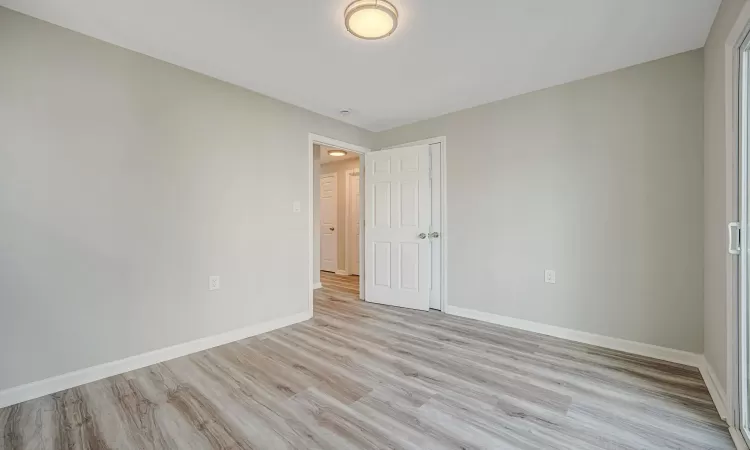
[1,272,733,449]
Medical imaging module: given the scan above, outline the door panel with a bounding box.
[400,181,418,226]
[320,173,338,273]
[365,145,430,311]
[374,182,391,226]
[374,242,391,286]
[399,243,419,290]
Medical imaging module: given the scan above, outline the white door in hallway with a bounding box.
[365,144,431,311]
[320,173,338,273]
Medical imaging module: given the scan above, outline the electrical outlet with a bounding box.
[292,201,301,213]
[209,275,220,291]
[544,270,556,284]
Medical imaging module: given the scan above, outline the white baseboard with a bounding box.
[335,270,350,276]
[0,311,311,409]
[444,305,737,435]
[698,357,727,420]
[312,282,323,289]
[730,427,749,450]
[445,306,702,367]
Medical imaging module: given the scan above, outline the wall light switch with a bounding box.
[209,276,220,291]
[292,201,301,213]
[544,270,556,284]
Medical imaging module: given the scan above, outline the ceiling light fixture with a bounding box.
[328,149,347,157]
[345,0,398,40]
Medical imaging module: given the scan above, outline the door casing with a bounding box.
[345,169,361,276]
[722,3,750,447]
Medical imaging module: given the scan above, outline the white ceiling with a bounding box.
[1,0,720,131]
[319,146,360,164]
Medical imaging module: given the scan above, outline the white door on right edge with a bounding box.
[365,144,431,311]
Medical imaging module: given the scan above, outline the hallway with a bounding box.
[319,271,359,299]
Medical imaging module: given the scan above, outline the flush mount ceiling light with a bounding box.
[345,0,398,40]
[328,149,347,157]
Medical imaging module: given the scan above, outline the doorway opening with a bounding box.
[317,144,363,300]
[308,134,447,316]
[309,135,367,313]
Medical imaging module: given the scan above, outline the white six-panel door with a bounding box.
[320,173,338,273]
[365,145,431,310]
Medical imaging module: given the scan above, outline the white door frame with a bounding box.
[725,4,750,448]
[308,134,369,313]
[382,136,448,312]
[345,168,360,276]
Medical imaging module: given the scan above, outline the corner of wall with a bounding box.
[699,355,728,420]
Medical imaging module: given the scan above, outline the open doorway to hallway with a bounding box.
[309,134,446,314]
[314,143,363,300]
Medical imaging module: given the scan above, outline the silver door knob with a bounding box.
[429,232,440,238]
[418,233,427,239]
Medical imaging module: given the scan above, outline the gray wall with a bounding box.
[0,5,712,393]
[0,8,373,391]
[704,0,748,393]
[377,50,705,352]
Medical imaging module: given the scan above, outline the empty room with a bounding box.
[3,0,750,448]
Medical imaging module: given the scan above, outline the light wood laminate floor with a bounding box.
[1,272,733,449]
